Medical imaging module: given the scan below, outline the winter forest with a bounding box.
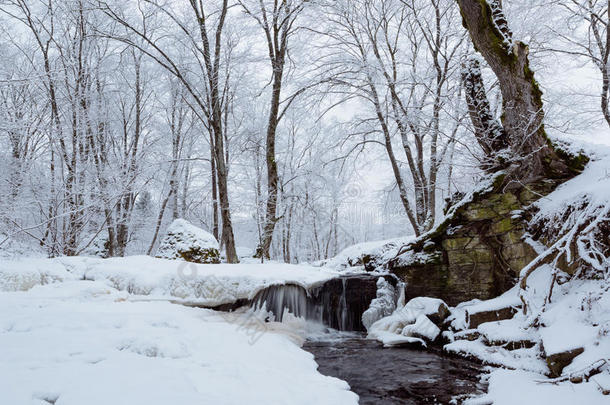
[1,0,609,404]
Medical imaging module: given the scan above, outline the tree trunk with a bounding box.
[461,57,508,165]
[457,0,572,185]
[256,61,283,259]
[210,133,219,242]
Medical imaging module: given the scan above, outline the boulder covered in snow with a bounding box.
[403,314,441,342]
[367,296,450,346]
[156,219,220,264]
[404,297,451,326]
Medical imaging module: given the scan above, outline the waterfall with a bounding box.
[250,274,398,331]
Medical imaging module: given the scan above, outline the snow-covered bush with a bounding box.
[156,219,220,264]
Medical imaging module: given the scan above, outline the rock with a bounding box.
[312,274,397,331]
[402,314,441,342]
[485,338,537,351]
[454,329,481,342]
[385,179,561,306]
[404,297,451,326]
[546,347,584,378]
[466,306,517,329]
[156,219,220,264]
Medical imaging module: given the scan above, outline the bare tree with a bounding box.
[238,0,309,259]
[546,0,610,129]
[317,0,467,236]
[95,0,240,262]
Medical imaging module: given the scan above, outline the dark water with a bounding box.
[303,335,486,405]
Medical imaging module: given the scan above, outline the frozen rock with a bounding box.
[402,314,441,342]
[156,219,220,264]
[546,347,585,378]
[405,297,451,326]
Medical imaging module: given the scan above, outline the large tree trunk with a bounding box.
[256,61,283,259]
[457,0,572,185]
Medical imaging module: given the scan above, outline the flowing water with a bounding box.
[303,334,487,404]
[250,274,392,331]
[249,276,487,404]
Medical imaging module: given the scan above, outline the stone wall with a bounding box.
[387,177,559,306]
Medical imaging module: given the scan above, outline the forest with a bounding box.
[0,1,609,404]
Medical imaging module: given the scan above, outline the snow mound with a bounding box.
[368,296,449,346]
[0,258,77,291]
[156,219,220,264]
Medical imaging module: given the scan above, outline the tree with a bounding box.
[96,0,240,262]
[457,0,572,185]
[317,0,468,236]
[546,0,610,129]
[238,0,309,259]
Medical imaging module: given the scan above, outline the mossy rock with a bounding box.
[156,219,221,264]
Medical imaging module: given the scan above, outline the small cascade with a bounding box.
[250,274,398,331]
[251,284,310,323]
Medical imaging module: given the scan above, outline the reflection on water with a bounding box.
[303,334,487,404]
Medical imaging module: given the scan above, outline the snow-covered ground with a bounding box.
[0,280,358,405]
[1,138,609,404]
[0,256,341,306]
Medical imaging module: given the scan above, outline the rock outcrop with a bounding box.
[384,170,585,306]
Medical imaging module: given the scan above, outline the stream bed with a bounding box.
[303,333,487,404]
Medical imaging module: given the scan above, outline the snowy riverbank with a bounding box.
[0,280,358,405]
[0,256,342,306]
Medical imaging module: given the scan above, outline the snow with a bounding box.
[444,339,548,374]
[371,331,426,348]
[0,258,78,291]
[156,218,219,261]
[402,314,441,341]
[368,296,448,346]
[0,281,358,405]
[404,297,448,317]
[466,369,609,405]
[533,148,610,215]
[448,264,610,404]
[316,236,414,271]
[449,284,521,330]
[361,277,397,330]
[0,256,340,307]
[478,318,536,344]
